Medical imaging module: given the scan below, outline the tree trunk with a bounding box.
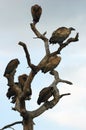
[23,118,34,130]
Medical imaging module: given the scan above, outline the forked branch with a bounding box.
[28,70,72,118]
[51,33,79,56]
[30,23,50,55]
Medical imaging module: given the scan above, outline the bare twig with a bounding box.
[30,23,50,55]
[50,33,79,56]
[30,23,48,41]
[50,70,73,86]
[18,41,31,66]
[18,41,37,72]
[0,121,22,130]
[59,93,71,99]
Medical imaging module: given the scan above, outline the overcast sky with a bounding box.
[0,0,86,130]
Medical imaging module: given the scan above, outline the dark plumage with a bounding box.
[6,82,19,103]
[37,87,54,105]
[49,27,75,45]
[18,74,28,89]
[6,87,16,99]
[4,58,20,77]
[18,74,32,100]
[31,4,42,24]
[41,55,61,73]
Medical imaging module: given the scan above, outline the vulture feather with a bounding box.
[41,55,61,73]
[4,58,20,77]
[49,27,75,45]
[6,82,19,103]
[18,74,32,100]
[31,4,42,24]
[18,74,28,89]
[37,87,54,105]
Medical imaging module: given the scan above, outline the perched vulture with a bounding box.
[49,27,75,45]
[18,74,32,100]
[4,58,20,77]
[37,87,54,105]
[6,82,19,103]
[31,4,42,24]
[41,55,61,73]
[6,87,16,99]
[18,74,28,89]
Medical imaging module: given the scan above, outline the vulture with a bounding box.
[41,55,61,73]
[6,82,19,103]
[18,74,32,100]
[18,74,28,89]
[4,58,20,77]
[31,4,42,24]
[49,27,75,45]
[6,87,16,99]
[37,87,54,105]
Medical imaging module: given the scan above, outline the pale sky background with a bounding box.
[0,0,86,130]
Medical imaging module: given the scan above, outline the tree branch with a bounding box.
[50,33,79,56]
[0,121,22,130]
[59,93,71,99]
[30,88,70,118]
[18,41,38,72]
[50,70,73,86]
[30,23,50,56]
[29,70,72,118]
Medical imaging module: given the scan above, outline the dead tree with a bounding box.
[1,4,79,130]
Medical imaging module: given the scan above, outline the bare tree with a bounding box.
[1,4,79,130]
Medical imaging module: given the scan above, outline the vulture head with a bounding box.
[69,27,75,31]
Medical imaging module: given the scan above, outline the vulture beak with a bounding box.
[70,27,75,31]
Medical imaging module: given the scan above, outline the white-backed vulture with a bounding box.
[49,27,75,45]
[31,4,42,24]
[37,87,54,105]
[4,58,20,77]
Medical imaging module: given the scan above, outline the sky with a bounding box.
[0,0,86,130]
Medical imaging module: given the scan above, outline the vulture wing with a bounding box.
[4,58,20,77]
[31,4,42,24]
[37,87,53,105]
[49,27,73,44]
